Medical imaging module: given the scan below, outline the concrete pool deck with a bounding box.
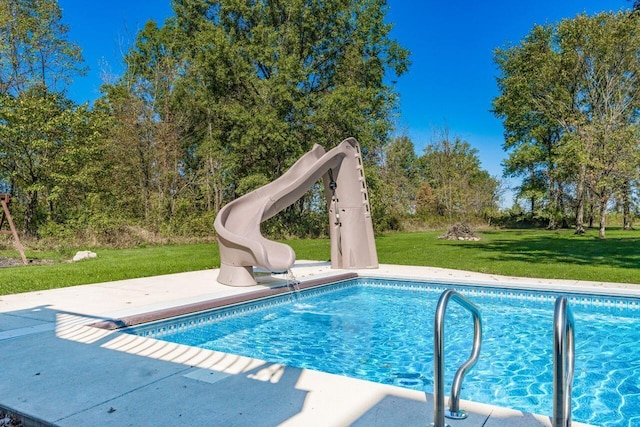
[1,261,628,426]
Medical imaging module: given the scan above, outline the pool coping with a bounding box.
[90,272,358,330]
[92,269,640,333]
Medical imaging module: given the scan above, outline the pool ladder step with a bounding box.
[431,290,482,427]
[429,291,576,427]
[553,296,575,427]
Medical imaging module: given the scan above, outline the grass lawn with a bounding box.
[1,227,639,295]
[0,244,219,295]
[374,228,640,283]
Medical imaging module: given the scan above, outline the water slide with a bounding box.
[214,137,378,286]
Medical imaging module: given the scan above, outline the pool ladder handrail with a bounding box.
[432,290,482,427]
[553,296,575,427]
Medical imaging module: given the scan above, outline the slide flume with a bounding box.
[214,137,378,286]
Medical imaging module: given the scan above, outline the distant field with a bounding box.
[1,228,639,295]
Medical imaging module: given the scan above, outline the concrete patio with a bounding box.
[1,261,624,426]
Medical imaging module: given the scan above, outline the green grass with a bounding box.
[374,228,640,283]
[292,228,640,284]
[1,228,639,295]
[0,243,219,295]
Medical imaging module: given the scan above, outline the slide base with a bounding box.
[217,264,256,286]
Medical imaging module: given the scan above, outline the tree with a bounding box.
[0,87,107,235]
[493,24,576,229]
[0,0,85,96]
[417,129,500,222]
[108,20,190,229]
[171,0,409,174]
[494,12,640,238]
[0,0,96,236]
[103,0,410,236]
[381,135,420,215]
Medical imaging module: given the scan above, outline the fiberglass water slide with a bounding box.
[214,137,378,286]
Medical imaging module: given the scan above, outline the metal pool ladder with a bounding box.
[553,296,575,427]
[432,290,482,427]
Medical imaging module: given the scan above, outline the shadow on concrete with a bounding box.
[2,302,577,427]
[0,304,437,427]
[351,394,432,426]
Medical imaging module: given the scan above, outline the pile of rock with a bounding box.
[439,223,480,241]
[72,250,98,262]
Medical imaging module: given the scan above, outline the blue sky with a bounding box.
[59,0,631,205]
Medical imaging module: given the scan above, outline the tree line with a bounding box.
[7,3,639,245]
[379,131,500,230]
[0,0,503,246]
[493,10,640,238]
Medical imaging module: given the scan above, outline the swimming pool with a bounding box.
[126,277,640,427]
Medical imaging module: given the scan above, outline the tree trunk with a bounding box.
[546,135,558,229]
[598,198,607,239]
[547,169,557,229]
[589,189,600,229]
[558,182,569,228]
[623,181,633,230]
[530,196,535,214]
[547,202,557,229]
[24,190,39,237]
[574,169,586,234]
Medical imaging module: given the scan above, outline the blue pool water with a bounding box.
[127,278,640,427]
